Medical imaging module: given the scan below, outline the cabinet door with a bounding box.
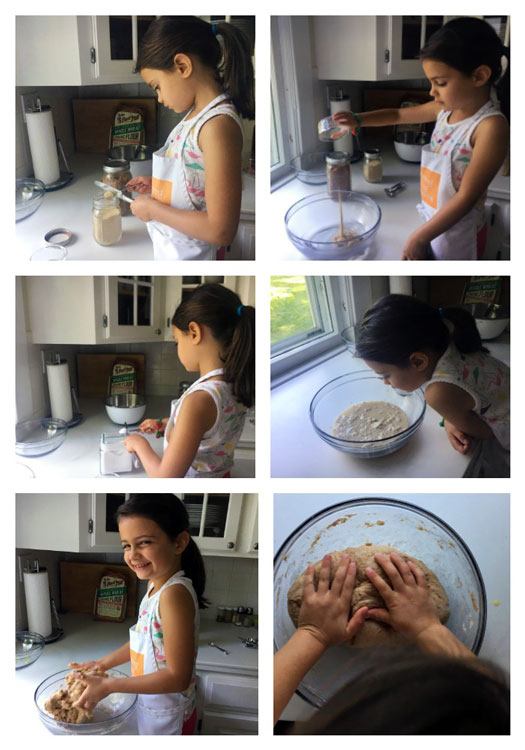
[228,221,255,260]
[387,16,444,79]
[104,276,164,342]
[91,16,156,84]
[16,494,86,552]
[89,493,128,551]
[164,278,183,340]
[200,711,258,735]
[237,493,258,555]
[182,494,243,553]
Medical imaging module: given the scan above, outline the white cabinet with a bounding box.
[313,15,446,81]
[24,276,165,344]
[228,220,255,260]
[163,276,239,341]
[196,672,258,735]
[16,16,155,86]
[16,493,258,557]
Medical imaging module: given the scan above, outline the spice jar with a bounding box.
[216,606,226,623]
[363,148,383,183]
[102,158,132,216]
[92,192,122,246]
[235,607,246,626]
[326,152,351,199]
[223,607,234,624]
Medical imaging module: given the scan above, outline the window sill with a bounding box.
[271,342,348,389]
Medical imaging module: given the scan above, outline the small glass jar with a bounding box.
[92,192,122,246]
[223,607,234,624]
[102,158,132,216]
[235,607,246,626]
[326,152,351,198]
[216,606,226,623]
[363,148,383,183]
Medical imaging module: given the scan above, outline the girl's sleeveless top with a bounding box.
[423,343,509,450]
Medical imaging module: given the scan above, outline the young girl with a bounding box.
[333,17,509,260]
[355,294,509,477]
[72,494,206,735]
[124,283,255,477]
[127,16,254,260]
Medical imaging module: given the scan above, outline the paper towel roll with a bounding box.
[26,109,60,185]
[47,361,73,423]
[330,96,354,157]
[23,570,53,637]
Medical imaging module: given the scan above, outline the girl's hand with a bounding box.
[130,194,157,222]
[332,111,360,135]
[365,552,441,641]
[123,433,148,453]
[444,420,472,454]
[298,554,368,648]
[74,674,112,712]
[139,418,166,436]
[402,234,432,260]
[126,176,152,195]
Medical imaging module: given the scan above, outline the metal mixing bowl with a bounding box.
[34,668,137,734]
[310,372,425,457]
[16,631,45,669]
[274,497,486,707]
[16,178,46,221]
[285,191,381,259]
[15,418,68,457]
[104,393,147,425]
[462,303,510,340]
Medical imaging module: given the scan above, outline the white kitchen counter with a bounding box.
[16,396,255,479]
[16,613,257,736]
[274,493,510,722]
[16,154,255,262]
[271,334,509,478]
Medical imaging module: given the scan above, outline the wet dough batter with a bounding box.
[44,667,107,724]
[333,401,409,441]
[287,544,449,647]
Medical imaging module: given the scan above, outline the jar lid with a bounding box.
[103,158,130,173]
[364,148,381,158]
[325,151,350,165]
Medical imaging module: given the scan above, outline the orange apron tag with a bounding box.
[130,649,144,676]
[420,167,441,209]
[152,177,173,205]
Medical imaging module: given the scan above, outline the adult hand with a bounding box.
[402,234,432,260]
[74,674,112,711]
[444,420,472,454]
[126,176,152,195]
[365,552,441,640]
[123,433,148,453]
[298,554,368,648]
[130,194,157,222]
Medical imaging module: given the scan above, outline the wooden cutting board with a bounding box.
[76,353,145,398]
[60,562,138,618]
[73,98,157,153]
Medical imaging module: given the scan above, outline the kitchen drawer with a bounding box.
[201,673,258,713]
[201,710,258,735]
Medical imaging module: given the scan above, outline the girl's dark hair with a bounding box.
[136,16,255,119]
[355,294,485,367]
[420,17,510,120]
[172,283,255,408]
[294,649,509,735]
[116,493,208,608]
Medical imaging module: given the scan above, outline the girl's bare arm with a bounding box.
[425,382,494,440]
[333,101,440,129]
[70,642,131,671]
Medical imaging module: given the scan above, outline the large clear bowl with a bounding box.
[15,418,68,457]
[16,631,45,669]
[34,668,137,735]
[285,190,381,260]
[310,371,425,457]
[16,178,46,221]
[290,152,328,184]
[274,497,486,707]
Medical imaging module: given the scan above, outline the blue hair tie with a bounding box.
[211,22,218,36]
[236,304,244,317]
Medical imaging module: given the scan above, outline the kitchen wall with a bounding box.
[15,548,257,628]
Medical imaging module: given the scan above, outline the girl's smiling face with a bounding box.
[422,59,491,111]
[119,515,187,585]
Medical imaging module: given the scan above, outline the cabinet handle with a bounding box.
[227,542,235,549]
[155,328,161,335]
[253,543,258,550]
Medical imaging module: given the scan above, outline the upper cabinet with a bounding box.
[163,277,238,341]
[16,16,155,87]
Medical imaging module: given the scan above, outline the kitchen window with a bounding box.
[271,276,351,381]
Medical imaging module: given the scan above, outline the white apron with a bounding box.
[147,93,232,261]
[129,572,198,735]
[417,103,505,260]
[164,368,224,478]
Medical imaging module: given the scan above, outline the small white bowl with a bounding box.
[104,394,146,425]
[394,141,423,163]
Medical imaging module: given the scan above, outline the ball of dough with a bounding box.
[44,667,107,724]
[287,544,449,648]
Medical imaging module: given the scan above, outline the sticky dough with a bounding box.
[44,667,107,724]
[287,544,449,647]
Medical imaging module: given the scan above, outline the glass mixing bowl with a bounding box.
[16,178,46,221]
[34,668,137,735]
[16,631,45,669]
[274,497,486,708]
[310,371,425,457]
[290,152,328,184]
[285,190,381,260]
[15,418,68,457]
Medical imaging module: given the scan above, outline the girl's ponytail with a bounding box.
[215,22,255,120]
[441,307,488,354]
[172,283,255,408]
[181,537,208,609]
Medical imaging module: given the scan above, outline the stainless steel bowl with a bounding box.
[104,393,147,425]
[108,145,154,162]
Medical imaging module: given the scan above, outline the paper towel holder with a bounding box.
[42,352,84,428]
[23,560,64,643]
[23,99,74,192]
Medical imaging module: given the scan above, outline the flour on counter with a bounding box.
[332,401,409,441]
